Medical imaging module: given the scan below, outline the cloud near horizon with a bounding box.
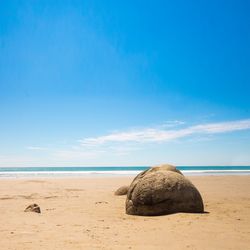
[26,146,48,151]
[80,119,250,146]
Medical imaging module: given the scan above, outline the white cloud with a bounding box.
[192,119,250,133]
[80,119,250,146]
[159,120,186,128]
[2,118,250,167]
[26,146,48,151]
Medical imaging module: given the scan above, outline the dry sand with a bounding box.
[0,175,250,250]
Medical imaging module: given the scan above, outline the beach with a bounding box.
[0,175,250,250]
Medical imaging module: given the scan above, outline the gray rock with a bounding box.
[126,170,204,216]
[115,186,129,196]
[24,203,41,213]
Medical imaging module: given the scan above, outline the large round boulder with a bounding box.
[126,170,204,216]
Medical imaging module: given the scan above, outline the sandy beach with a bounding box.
[0,175,250,250]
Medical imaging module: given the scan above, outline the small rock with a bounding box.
[114,186,129,196]
[24,203,41,213]
[95,201,108,204]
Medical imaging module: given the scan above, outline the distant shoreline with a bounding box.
[0,166,250,178]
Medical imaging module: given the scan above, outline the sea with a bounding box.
[0,166,250,178]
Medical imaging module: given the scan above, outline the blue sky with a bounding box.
[0,0,249,167]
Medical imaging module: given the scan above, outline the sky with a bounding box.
[0,0,250,167]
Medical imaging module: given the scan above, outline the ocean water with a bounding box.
[0,166,250,178]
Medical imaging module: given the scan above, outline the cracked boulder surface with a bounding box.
[126,169,204,216]
[144,163,184,176]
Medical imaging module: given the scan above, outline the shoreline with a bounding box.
[1,166,250,179]
[0,175,250,249]
[1,170,250,179]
